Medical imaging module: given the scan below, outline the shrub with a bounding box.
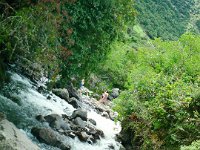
[113,33,200,149]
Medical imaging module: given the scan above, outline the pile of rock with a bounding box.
[52,88,81,109]
[32,86,120,149]
[34,109,104,149]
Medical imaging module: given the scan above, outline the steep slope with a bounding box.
[187,0,200,34]
[135,0,195,40]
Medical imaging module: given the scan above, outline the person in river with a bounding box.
[99,91,109,104]
[79,79,89,96]
[80,79,85,88]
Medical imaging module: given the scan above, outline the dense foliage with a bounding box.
[135,0,194,40]
[1,1,200,150]
[187,0,200,34]
[0,0,135,85]
[112,34,200,149]
[0,1,62,83]
[91,25,150,93]
[59,0,136,80]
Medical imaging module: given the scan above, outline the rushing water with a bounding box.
[0,72,121,150]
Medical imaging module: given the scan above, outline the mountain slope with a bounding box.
[187,0,200,34]
[135,0,195,40]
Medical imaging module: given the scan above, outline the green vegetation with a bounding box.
[0,1,200,150]
[111,34,200,149]
[59,0,136,80]
[135,0,195,40]
[181,140,200,150]
[91,25,150,93]
[0,0,135,85]
[0,1,61,82]
[187,0,200,34]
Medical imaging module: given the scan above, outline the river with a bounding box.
[0,71,121,150]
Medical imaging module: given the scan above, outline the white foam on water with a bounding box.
[6,72,122,150]
[9,72,32,87]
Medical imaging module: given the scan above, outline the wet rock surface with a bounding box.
[31,127,71,150]
[35,111,105,145]
[68,97,79,108]
[71,109,87,121]
[52,88,70,101]
[0,113,40,150]
[67,83,81,100]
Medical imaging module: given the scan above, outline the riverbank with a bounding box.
[0,71,123,150]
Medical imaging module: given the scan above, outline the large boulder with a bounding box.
[35,115,46,122]
[52,88,70,101]
[50,119,71,131]
[0,114,40,150]
[71,109,87,121]
[68,97,79,108]
[31,127,71,150]
[44,114,62,124]
[67,83,81,100]
[110,88,120,99]
[74,117,86,128]
[44,114,71,131]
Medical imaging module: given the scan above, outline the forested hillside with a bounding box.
[111,34,200,149]
[187,0,200,34]
[0,0,135,85]
[135,0,195,39]
[0,1,200,150]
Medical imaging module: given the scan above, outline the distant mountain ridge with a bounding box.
[135,0,199,40]
[187,0,200,34]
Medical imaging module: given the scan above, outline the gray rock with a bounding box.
[77,131,89,142]
[71,109,87,121]
[95,129,104,138]
[37,86,45,93]
[74,117,86,128]
[69,97,79,108]
[36,115,46,122]
[0,118,40,150]
[50,119,71,131]
[102,111,109,119]
[44,114,62,124]
[47,95,51,100]
[110,88,120,99]
[65,131,76,139]
[31,127,70,150]
[59,142,71,150]
[88,118,96,126]
[44,114,71,131]
[52,88,70,101]
[87,135,95,144]
[88,128,104,141]
[108,144,115,149]
[67,83,81,100]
